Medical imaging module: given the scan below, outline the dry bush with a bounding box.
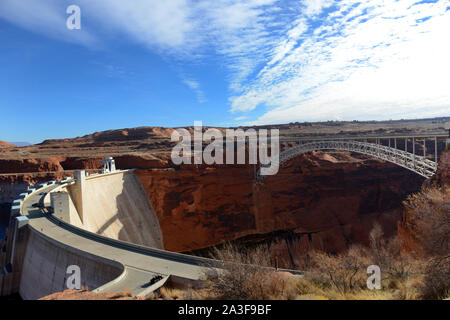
[403,187,450,299]
[420,256,450,300]
[368,223,421,288]
[149,284,217,300]
[403,187,450,256]
[365,220,448,300]
[295,224,425,299]
[209,243,297,300]
[157,286,204,300]
[306,245,369,294]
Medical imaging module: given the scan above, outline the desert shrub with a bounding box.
[296,224,426,299]
[209,243,297,300]
[419,256,450,300]
[403,187,450,256]
[402,187,450,299]
[368,223,420,287]
[306,245,369,294]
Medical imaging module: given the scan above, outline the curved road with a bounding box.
[21,181,221,297]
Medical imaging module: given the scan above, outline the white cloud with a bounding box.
[0,0,280,91]
[302,0,335,16]
[78,0,195,53]
[194,0,281,90]
[231,0,450,123]
[2,0,449,122]
[0,0,197,53]
[0,0,97,46]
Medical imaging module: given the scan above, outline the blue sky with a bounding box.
[1,0,449,143]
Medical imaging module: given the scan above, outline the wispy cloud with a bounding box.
[2,0,449,122]
[302,0,335,16]
[0,0,97,46]
[230,0,450,123]
[78,0,196,54]
[182,77,207,103]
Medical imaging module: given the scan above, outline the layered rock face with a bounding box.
[136,151,423,266]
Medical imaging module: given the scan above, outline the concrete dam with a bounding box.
[63,170,163,248]
[0,166,224,300]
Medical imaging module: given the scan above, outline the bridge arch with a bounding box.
[256,140,439,182]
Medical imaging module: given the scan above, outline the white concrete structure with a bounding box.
[66,170,163,248]
[71,170,86,223]
[50,192,75,222]
[102,157,116,173]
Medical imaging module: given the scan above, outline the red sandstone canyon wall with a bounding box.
[136,151,424,264]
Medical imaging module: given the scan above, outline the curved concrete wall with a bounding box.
[66,171,163,249]
[7,170,296,299]
[19,230,123,300]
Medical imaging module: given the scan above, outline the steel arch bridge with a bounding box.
[256,134,449,182]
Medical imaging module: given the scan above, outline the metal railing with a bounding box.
[257,138,444,182]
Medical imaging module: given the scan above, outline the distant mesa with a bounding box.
[0,140,16,148]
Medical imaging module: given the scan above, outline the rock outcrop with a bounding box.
[0,158,64,174]
[428,149,450,187]
[0,141,15,149]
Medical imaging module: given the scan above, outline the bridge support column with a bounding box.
[445,122,450,150]
[435,137,438,162]
[423,139,426,157]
